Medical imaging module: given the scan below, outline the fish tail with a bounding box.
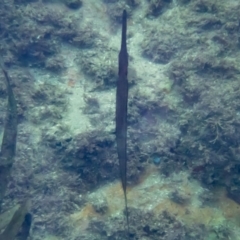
[124,189,130,239]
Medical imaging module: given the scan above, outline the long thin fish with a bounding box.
[18,212,32,240]
[0,67,31,240]
[0,66,18,210]
[0,200,30,240]
[116,9,130,238]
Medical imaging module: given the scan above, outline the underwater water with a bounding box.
[1,0,240,239]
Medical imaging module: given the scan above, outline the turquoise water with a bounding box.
[0,0,240,239]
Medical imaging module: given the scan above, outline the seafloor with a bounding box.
[0,0,240,239]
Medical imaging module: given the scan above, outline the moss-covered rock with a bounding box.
[64,0,82,10]
[146,0,172,17]
[77,49,118,89]
[45,55,65,72]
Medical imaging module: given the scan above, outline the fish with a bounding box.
[0,66,18,210]
[17,212,32,240]
[0,66,31,240]
[0,200,30,240]
[116,9,130,238]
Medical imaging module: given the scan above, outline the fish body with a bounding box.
[0,200,30,240]
[0,66,18,210]
[0,67,30,240]
[18,212,32,240]
[116,9,130,238]
[116,9,128,195]
[1,67,17,161]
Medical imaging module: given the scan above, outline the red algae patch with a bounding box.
[69,170,240,232]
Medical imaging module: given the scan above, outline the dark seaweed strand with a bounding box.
[116,9,130,238]
[0,66,18,211]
